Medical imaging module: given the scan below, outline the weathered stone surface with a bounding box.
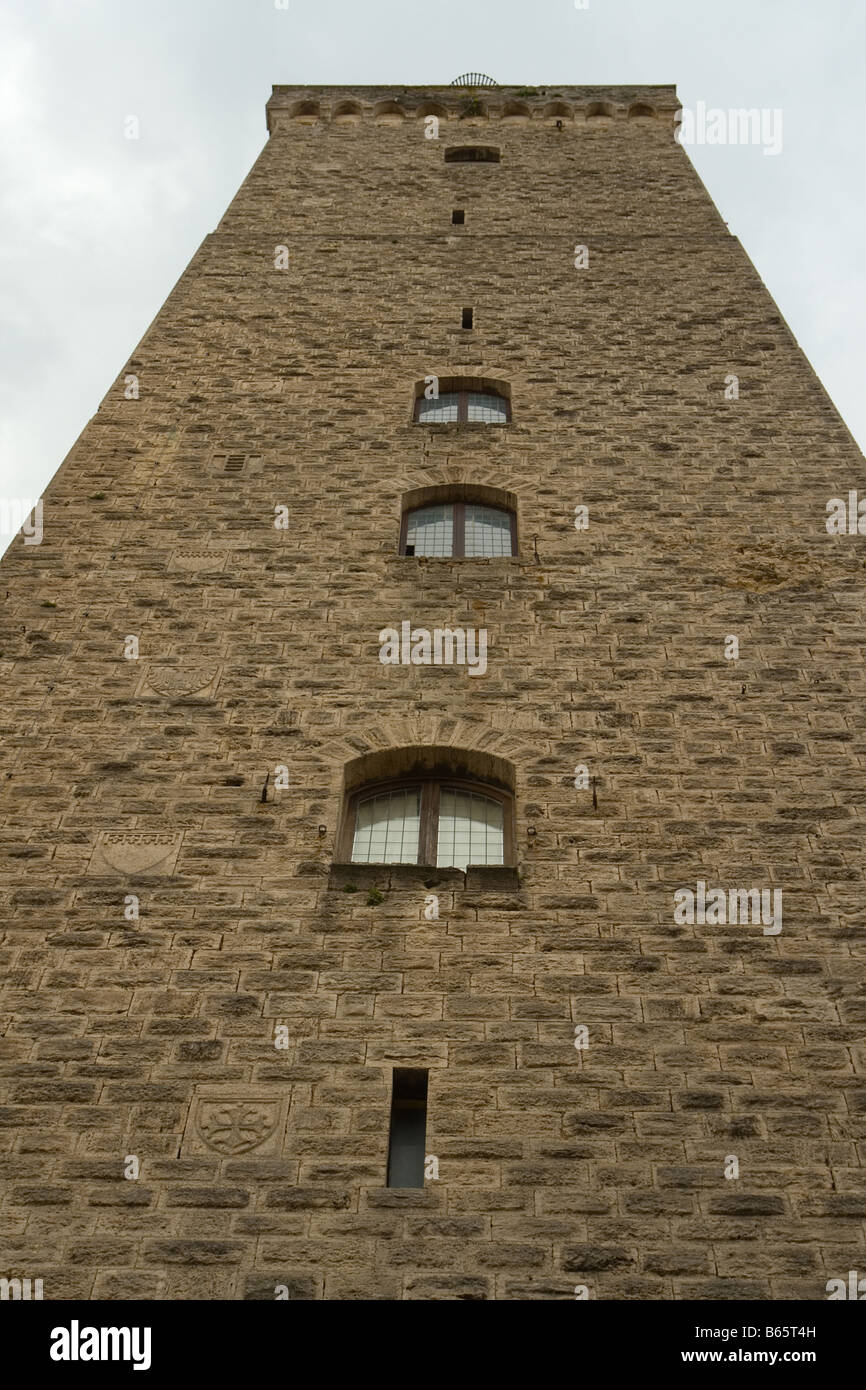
[0,81,863,1302]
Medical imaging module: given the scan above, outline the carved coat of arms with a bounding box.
[195,1099,282,1155]
[90,831,183,876]
[143,665,219,698]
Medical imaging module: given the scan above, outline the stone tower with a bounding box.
[1,83,864,1304]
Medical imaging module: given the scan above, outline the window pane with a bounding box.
[464,504,513,557]
[352,788,420,864]
[406,504,454,557]
[436,787,504,871]
[417,392,459,423]
[466,392,508,424]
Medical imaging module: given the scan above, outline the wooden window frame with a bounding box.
[399,502,517,558]
[339,776,514,867]
[413,389,511,424]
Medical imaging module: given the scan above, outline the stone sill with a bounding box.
[419,422,510,429]
[396,555,517,564]
[327,862,519,894]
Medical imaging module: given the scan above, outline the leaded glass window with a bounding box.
[351,787,421,864]
[436,787,505,871]
[345,779,512,868]
[401,502,515,557]
[414,387,509,424]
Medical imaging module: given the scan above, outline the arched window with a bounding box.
[414,383,510,425]
[401,501,516,557]
[343,777,512,871]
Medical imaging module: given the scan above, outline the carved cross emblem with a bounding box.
[196,1100,280,1154]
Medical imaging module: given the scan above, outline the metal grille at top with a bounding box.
[450,73,498,87]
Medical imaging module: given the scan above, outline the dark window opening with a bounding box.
[444,146,500,163]
[452,209,465,225]
[387,1068,428,1188]
[461,307,474,330]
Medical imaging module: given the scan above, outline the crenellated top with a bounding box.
[265,84,680,134]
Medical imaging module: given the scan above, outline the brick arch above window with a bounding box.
[402,482,518,514]
[344,745,515,797]
[396,460,534,503]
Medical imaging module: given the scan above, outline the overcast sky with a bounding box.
[1,0,864,545]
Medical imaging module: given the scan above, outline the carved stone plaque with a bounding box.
[183,1091,289,1156]
[170,549,228,571]
[88,831,183,877]
[137,664,220,698]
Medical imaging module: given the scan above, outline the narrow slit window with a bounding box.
[387,1068,428,1188]
[462,307,473,330]
[452,209,465,225]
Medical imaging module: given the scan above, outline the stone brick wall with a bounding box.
[1,84,864,1301]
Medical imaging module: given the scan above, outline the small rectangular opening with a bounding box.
[444,146,500,164]
[461,307,473,330]
[404,543,415,556]
[386,1068,428,1188]
[452,209,465,225]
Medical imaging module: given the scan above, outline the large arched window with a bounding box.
[413,379,511,425]
[343,777,512,872]
[399,484,518,558]
[401,501,515,557]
